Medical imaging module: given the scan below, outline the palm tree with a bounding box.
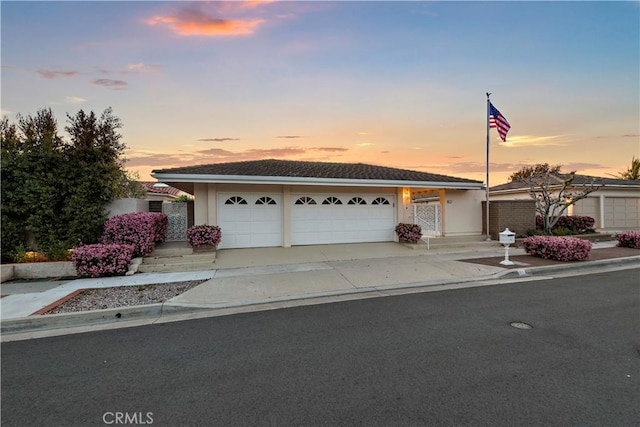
[616,156,640,180]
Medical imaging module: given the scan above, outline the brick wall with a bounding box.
[482,200,536,239]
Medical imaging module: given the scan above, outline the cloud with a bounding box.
[127,62,161,72]
[65,96,86,104]
[37,69,78,79]
[93,79,128,90]
[277,135,302,139]
[500,135,566,148]
[356,143,374,147]
[198,137,240,142]
[146,5,265,37]
[311,147,348,152]
[126,145,349,169]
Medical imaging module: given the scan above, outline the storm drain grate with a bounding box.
[510,321,533,330]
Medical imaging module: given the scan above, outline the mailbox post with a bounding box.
[499,228,516,266]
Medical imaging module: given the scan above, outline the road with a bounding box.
[2,268,639,426]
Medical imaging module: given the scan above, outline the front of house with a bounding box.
[152,159,485,249]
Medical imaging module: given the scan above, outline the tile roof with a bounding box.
[140,181,184,196]
[490,174,639,192]
[152,159,482,184]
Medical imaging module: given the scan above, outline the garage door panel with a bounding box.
[218,193,282,249]
[604,197,640,229]
[292,194,395,245]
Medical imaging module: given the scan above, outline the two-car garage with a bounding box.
[217,192,396,249]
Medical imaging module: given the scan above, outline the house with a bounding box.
[140,181,191,203]
[489,174,640,231]
[151,159,485,249]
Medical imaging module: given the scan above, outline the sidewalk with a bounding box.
[2,241,638,339]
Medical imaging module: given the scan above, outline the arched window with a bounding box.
[295,196,317,205]
[256,196,277,205]
[225,196,247,205]
[322,196,343,205]
[372,197,390,205]
[348,197,367,205]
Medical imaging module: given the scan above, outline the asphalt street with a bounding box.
[2,268,639,426]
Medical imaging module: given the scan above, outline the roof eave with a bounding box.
[151,172,483,190]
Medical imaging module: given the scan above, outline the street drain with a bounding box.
[510,321,533,330]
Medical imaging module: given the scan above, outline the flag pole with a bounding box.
[485,92,491,241]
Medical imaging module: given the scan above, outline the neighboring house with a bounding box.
[140,181,191,203]
[151,159,485,249]
[490,174,640,231]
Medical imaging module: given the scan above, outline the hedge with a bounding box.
[72,244,134,278]
[521,236,592,261]
[616,231,640,249]
[101,212,167,257]
[536,215,595,233]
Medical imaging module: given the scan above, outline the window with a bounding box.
[348,197,367,205]
[225,196,247,205]
[372,197,390,205]
[295,196,317,205]
[256,196,277,205]
[322,196,343,205]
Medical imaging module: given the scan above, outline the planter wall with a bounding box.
[5,261,78,281]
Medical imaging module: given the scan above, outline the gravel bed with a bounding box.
[44,280,206,315]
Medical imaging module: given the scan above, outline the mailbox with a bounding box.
[499,228,516,245]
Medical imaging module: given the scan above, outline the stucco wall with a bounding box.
[443,190,485,236]
[105,198,149,218]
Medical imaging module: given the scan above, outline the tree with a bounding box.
[1,107,132,261]
[614,156,640,181]
[1,109,68,258]
[115,170,147,199]
[62,108,127,246]
[508,163,562,182]
[519,168,600,233]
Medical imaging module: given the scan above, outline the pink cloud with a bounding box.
[146,6,264,37]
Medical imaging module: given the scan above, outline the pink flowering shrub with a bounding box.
[616,231,640,249]
[148,212,168,243]
[187,225,222,248]
[72,244,134,278]
[101,212,167,257]
[395,223,422,243]
[522,236,592,261]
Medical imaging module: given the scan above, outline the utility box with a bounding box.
[499,228,516,245]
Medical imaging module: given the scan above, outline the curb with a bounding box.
[2,256,638,337]
[496,255,640,279]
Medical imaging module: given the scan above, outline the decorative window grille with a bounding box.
[256,196,277,205]
[225,196,248,205]
[322,196,343,205]
[295,196,317,205]
[348,197,367,205]
[372,197,390,205]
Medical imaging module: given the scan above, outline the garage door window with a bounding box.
[322,196,342,205]
[372,197,390,205]
[256,196,277,205]
[295,196,317,205]
[348,197,367,205]
[225,196,247,205]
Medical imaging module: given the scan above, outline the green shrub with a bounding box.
[552,227,572,236]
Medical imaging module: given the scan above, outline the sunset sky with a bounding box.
[2,1,638,186]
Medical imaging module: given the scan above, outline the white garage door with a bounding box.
[291,194,395,245]
[604,197,640,229]
[217,193,282,249]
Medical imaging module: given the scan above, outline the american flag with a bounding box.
[488,102,511,142]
